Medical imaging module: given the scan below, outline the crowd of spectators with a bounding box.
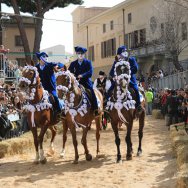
[0,81,29,140]
[138,65,187,87]
[147,86,188,128]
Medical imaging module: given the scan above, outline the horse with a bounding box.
[56,70,103,164]
[105,60,145,163]
[19,61,59,164]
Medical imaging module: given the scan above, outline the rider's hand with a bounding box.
[78,75,83,79]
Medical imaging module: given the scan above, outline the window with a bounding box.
[77,24,79,32]
[101,38,116,58]
[103,24,106,33]
[140,29,146,45]
[161,23,165,38]
[88,46,95,61]
[134,30,138,48]
[124,34,129,47]
[110,20,114,30]
[15,36,23,46]
[111,38,116,56]
[182,22,187,41]
[128,13,132,24]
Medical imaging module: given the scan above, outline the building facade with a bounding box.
[1,16,35,66]
[41,44,73,65]
[72,0,188,79]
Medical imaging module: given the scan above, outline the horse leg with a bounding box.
[137,111,145,156]
[126,120,133,160]
[31,127,40,164]
[95,117,101,156]
[38,123,49,164]
[70,126,79,164]
[81,127,92,161]
[60,120,68,158]
[47,126,57,156]
[111,120,121,163]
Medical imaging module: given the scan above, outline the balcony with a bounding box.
[131,44,166,57]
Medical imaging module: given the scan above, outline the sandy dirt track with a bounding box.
[0,116,177,188]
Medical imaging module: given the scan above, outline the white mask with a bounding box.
[77,54,85,60]
[99,75,104,79]
[121,51,128,58]
[40,56,48,63]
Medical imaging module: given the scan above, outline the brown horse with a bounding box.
[105,60,145,163]
[19,62,59,164]
[56,70,103,164]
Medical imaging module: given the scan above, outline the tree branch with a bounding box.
[164,0,188,9]
[36,0,42,15]
[41,0,57,15]
[10,0,31,63]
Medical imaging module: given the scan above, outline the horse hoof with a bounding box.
[60,150,65,158]
[96,153,105,158]
[116,159,122,164]
[72,160,78,164]
[137,151,142,157]
[60,153,65,158]
[33,160,39,165]
[86,154,92,161]
[126,155,132,161]
[40,157,47,164]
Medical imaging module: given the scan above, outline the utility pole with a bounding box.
[0,3,2,45]
[122,9,125,45]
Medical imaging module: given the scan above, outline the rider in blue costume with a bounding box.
[68,46,99,117]
[108,45,143,113]
[35,52,62,118]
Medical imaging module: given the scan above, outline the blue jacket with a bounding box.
[36,62,57,93]
[68,59,93,89]
[109,57,138,85]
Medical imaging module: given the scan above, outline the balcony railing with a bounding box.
[131,44,166,57]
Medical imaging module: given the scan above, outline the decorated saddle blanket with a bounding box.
[79,85,101,109]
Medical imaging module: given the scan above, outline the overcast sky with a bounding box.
[2,0,125,53]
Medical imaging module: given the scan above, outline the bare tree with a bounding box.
[149,0,188,70]
[164,0,188,9]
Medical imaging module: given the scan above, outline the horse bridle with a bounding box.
[29,70,41,89]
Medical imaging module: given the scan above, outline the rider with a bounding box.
[68,46,99,117]
[93,71,107,89]
[107,45,143,113]
[35,52,62,119]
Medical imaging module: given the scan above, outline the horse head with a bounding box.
[114,60,131,89]
[56,70,78,99]
[19,61,40,90]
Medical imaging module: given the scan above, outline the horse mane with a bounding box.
[68,71,79,87]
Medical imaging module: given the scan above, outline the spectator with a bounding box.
[161,88,171,117]
[145,88,154,115]
[166,90,178,127]
[182,90,188,126]
[177,88,185,123]
[14,66,22,85]
[158,70,164,79]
